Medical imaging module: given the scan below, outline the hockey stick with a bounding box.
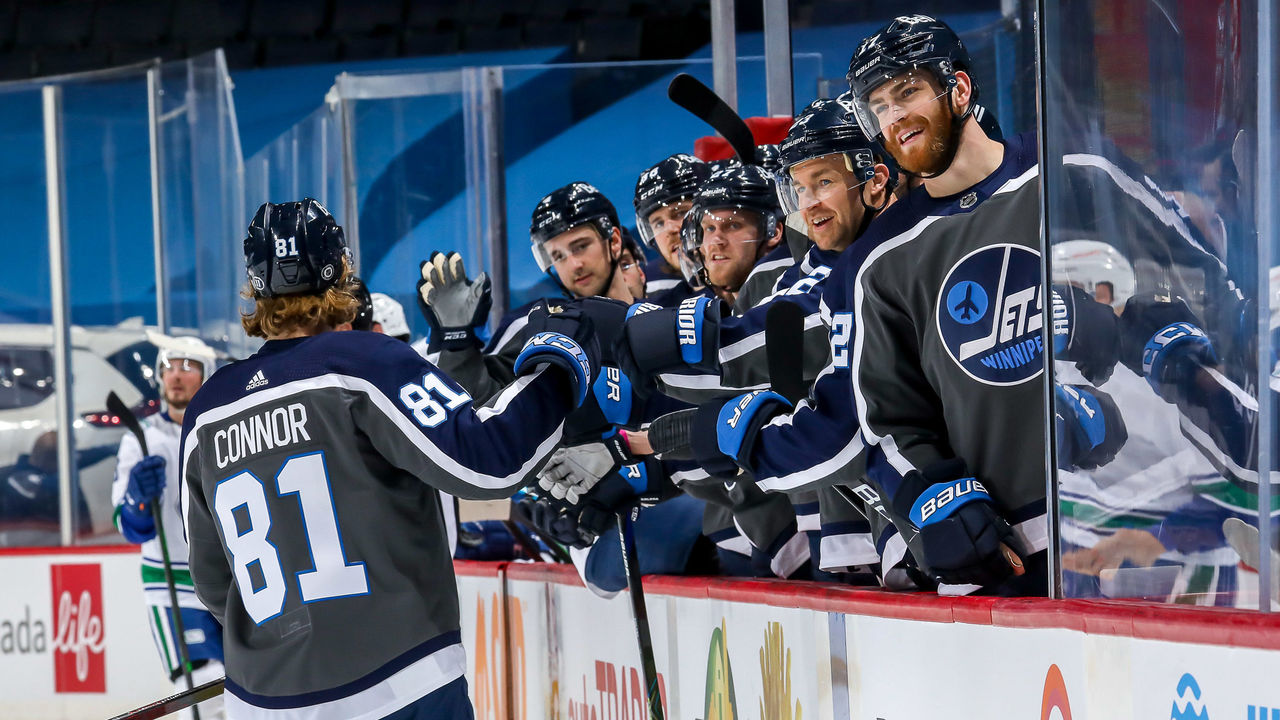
[667,73,759,164]
[106,391,200,716]
[1223,517,1279,601]
[108,676,225,720]
[617,509,664,719]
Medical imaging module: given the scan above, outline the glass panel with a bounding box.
[59,70,157,544]
[0,87,55,547]
[1044,0,1271,608]
[161,51,250,359]
[497,56,822,309]
[339,70,472,340]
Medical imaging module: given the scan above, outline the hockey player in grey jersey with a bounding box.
[113,335,225,719]
[181,199,602,719]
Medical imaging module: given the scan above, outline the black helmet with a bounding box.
[757,144,782,177]
[347,276,374,331]
[845,14,975,143]
[530,182,619,272]
[775,97,885,214]
[244,198,350,298]
[678,165,782,288]
[633,154,711,249]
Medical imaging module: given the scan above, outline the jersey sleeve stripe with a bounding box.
[182,371,562,491]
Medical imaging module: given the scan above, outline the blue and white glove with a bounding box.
[123,455,166,518]
[1120,294,1220,404]
[1051,284,1120,385]
[893,458,1023,588]
[613,296,722,397]
[576,462,655,542]
[1055,383,1128,470]
[690,390,792,479]
[514,300,601,408]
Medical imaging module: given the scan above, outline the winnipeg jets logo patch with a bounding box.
[936,244,1044,386]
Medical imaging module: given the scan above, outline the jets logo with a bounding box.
[936,244,1045,386]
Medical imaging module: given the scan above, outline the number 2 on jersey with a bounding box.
[214,451,368,625]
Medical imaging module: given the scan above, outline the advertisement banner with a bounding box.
[49,563,106,693]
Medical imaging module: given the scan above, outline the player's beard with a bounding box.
[164,388,191,411]
[888,99,958,177]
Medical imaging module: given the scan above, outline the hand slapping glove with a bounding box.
[417,251,492,352]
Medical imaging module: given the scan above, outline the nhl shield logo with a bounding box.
[936,243,1045,386]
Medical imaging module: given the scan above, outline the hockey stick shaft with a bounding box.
[108,677,225,720]
[667,73,759,164]
[764,301,807,404]
[106,392,200,712]
[617,511,664,719]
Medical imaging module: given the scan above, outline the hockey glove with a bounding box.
[1054,383,1128,470]
[1119,294,1220,404]
[557,297,644,442]
[1051,284,1120,385]
[514,299,602,408]
[418,251,492,352]
[614,296,722,397]
[894,458,1023,588]
[576,461,656,542]
[123,455,166,518]
[537,434,633,505]
[689,390,792,479]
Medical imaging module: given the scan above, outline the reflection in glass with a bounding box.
[1044,0,1271,608]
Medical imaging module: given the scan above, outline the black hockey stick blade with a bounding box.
[107,391,149,456]
[646,408,697,460]
[765,300,807,404]
[108,677,225,720]
[667,73,758,164]
[617,511,665,719]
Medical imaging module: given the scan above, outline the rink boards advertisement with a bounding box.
[0,546,173,720]
[4,550,1280,718]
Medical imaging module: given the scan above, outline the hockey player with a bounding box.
[619,100,901,579]
[676,164,786,308]
[114,335,224,720]
[827,14,1148,594]
[633,153,711,303]
[181,199,601,718]
[423,182,639,405]
[371,291,411,341]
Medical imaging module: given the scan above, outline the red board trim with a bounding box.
[0,544,137,557]
[483,560,1280,650]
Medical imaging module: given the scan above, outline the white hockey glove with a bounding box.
[537,434,632,505]
[417,251,492,351]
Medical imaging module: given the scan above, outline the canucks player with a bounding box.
[113,335,224,719]
[181,199,600,718]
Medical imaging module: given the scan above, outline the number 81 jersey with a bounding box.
[179,330,569,718]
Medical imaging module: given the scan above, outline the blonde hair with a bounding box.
[240,261,359,338]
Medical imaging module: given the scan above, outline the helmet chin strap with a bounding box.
[897,88,973,182]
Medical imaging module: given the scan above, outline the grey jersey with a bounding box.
[180,331,570,717]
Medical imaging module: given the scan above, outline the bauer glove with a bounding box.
[1051,284,1120,385]
[1054,383,1128,470]
[418,251,492,352]
[894,458,1024,588]
[690,390,792,479]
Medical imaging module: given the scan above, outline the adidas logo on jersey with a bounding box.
[245,370,269,391]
